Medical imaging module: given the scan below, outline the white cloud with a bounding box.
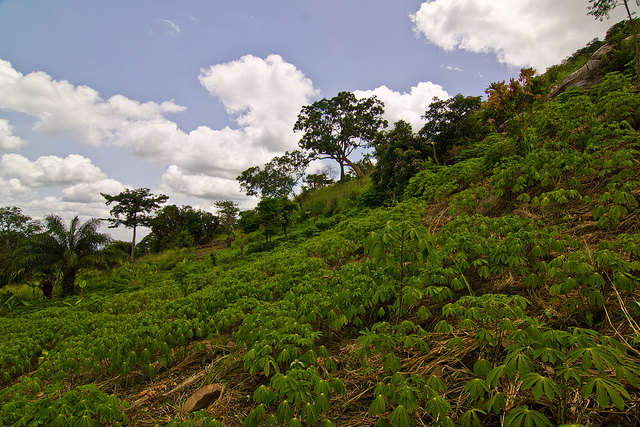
[21,196,112,224]
[354,82,449,131]
[0,153,107,186]
[0,119,27,151]
[173,126,271,178]
[444,65,463,72]
[0,152,130,218]
[0,56,319,191]
[0,177,35,201]
[0,59,185,147]
[160,165,251,204]
[158,18,180,36]
[62,179,126,203]
[411,0,624,71]
[199,54,319,152]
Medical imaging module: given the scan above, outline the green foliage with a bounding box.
[404,158,483,201]
[215,199,240,238]
[18,215,115,297]
[371,120,432,201]
[238,150,311,198]
[294,91,387,179]
[297,176,371,218]
[5,39,640,427]
[0,207,42,289]
[102,187,169,261]
[0,383,128,426]
[146,204,219,252]
[364,218,435,320]
[419,93,488,164]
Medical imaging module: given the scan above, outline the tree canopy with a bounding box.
[101,188,168,261]
[215,200,240,238]
[0,207,41,288]
[294,91,387,180]
[23,215,112,297]
[0,206,41,249]
[237,150,311,199]
[371,120,431,199]
[146,204,219,252]
[420,94,486,165]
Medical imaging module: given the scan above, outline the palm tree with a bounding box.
[23,215,113,297]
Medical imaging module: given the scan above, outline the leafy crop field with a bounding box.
[3,52,640,427]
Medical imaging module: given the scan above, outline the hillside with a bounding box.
[2,26,640,427]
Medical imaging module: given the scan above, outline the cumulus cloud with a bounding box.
[0,152,129,218]
[62,179,126,203]
[199,54,319,152]
[0,119,27,151]
[355,82,449,131]
[0,177,35,200]
[160,165,250,204]
[0,153,107,186]
[0,59,185,146]
[0,56,319,184]
[411,0,623,71]
[21,196,114,225]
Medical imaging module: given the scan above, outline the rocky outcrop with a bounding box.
[547,42,616,99]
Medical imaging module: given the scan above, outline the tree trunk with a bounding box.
[130,226,137,262]
[343,156,364,178]
[40,276,54,298]
[60,269,77,296]
[338,160,346,181]
[432,144,440,166]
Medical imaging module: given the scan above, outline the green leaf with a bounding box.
[464,378,489,400]
[288,418,303,427]
[504,405,552,427]
[459,408,486,427]
[485,392,506,415]
[473,359,492,377]
[521,373,559,401]
[370,394,387,416]
[277,400,294,424]
[304,402,318,426]
[243,404,266,427]
[389,405,410,427]
[486,365,506,388]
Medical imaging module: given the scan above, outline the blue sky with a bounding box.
[0,0,626,240]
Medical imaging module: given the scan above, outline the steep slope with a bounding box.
[2,45,640,427]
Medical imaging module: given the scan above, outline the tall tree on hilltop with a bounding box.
[102,188,168,261]
[294,91,387,180]
[588,0,640,78]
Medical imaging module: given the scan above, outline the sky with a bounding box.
[0,0,628,241]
